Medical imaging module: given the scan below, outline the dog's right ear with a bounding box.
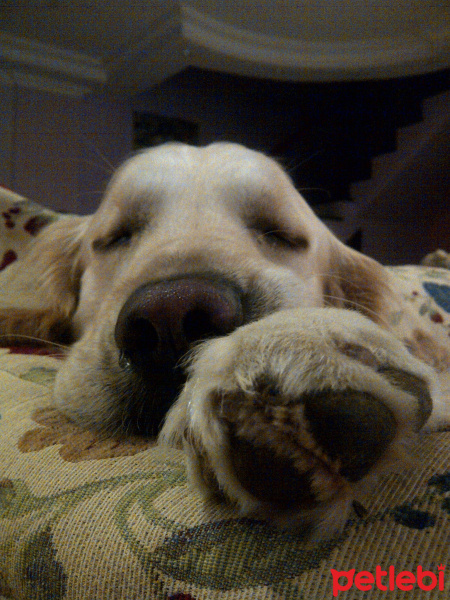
[0,215,89,346]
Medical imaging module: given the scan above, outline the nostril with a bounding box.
[116,315,160,370]
[183,305,237,344]
[129,317,159,349]
[183,309,216,344]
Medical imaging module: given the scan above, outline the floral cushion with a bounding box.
[0,186,59,272]
[0,192,449,599]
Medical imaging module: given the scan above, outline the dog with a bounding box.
[1,142,449,537]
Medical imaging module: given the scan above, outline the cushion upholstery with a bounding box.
[0,188,449,599]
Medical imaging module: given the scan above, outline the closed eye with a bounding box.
[257,226,309,251]
[92,226,134,252]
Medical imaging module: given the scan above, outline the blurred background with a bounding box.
[0,0,448,264]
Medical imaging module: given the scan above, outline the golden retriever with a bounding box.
[1,142,449,537]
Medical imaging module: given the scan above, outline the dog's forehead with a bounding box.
[108,142,288,201]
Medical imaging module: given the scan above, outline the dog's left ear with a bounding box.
[323,240,389,324]
[0,215,88,346]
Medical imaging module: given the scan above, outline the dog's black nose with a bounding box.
[115,277,243,377]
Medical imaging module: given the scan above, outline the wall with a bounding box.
[133,69,295,149]
[0,83,133,214]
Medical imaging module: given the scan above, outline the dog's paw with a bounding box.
[160,308,442,537]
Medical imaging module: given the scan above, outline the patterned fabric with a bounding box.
[386,265,450,346]
[0,186,59,271]
[0,194,449,599]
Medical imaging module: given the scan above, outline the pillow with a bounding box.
[0,186,59,271]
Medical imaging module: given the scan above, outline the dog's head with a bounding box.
[0,142,386,436]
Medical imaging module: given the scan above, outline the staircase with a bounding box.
[350,89,450,206]
[339,88,450,264]
[270,70,449,218]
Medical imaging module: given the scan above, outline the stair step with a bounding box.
[370,151,399,179]
[350,179,376,200]
[423,89,450,120]
[396,122,427,148]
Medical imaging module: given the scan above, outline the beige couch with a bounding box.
[1,188,449,599]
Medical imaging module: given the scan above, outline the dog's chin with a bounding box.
[117,365,187,438]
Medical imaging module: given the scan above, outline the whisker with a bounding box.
[298,186,332,197]
[278,149,323,175]
[307,267,397,294]
[322,294,390,328]
[80,133,115,174]
[0,333,70,351]
[304,268,397,330]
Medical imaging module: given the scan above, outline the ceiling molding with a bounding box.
[0,2,448,95]
[106,11,181,73]
[0,68,92,97]
[0,31,107,96]
[181,4,450,80]
[105,10,187,92]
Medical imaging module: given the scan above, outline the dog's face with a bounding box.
[56,143,333,435]
[28,141,378,437]
[73,142,325,338]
